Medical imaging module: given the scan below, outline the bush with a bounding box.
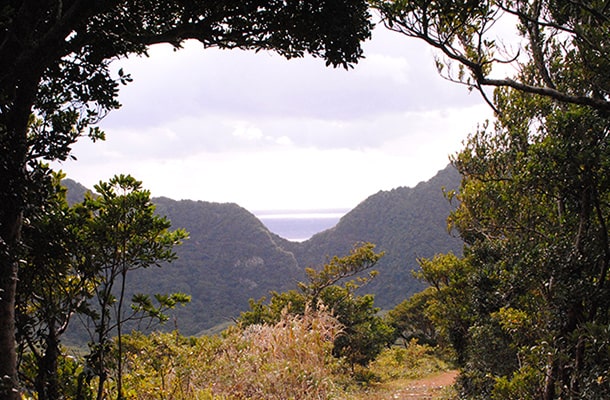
[367,339,449,382]
[121,306,347,399]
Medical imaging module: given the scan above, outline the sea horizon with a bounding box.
[254,208,349,242]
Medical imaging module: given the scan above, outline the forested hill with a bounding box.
[62,164,463,336]
[144,199,302,334]
[289,164,463,310]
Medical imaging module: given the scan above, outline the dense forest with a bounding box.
[2,0,610,399]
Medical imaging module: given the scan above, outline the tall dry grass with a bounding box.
[121,305,346,399]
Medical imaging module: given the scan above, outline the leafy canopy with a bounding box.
[408,77,610,399]
[0,2,373,396]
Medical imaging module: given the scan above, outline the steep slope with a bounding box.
[137,199,302,335]
[292,164,463,309]
[62,178,92,204]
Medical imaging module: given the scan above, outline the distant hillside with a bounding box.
[143,199,302,335]
[62,165,463,336]
[62,178,91,204]
[290,164,463,309]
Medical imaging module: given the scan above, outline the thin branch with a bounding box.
[480,77,610,111]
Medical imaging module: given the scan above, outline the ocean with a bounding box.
[255,209,348,242]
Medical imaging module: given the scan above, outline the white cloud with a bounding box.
[53,25,492,212]
[231,122,264,141]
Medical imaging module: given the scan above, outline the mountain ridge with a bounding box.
[61,164,463,336]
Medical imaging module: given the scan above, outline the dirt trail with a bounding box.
[390,370,458,399]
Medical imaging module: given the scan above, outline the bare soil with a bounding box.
[390,370,458,399]
[352,370,458,400]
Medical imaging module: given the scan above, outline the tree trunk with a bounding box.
[0,134,28,400]
[0,168,24,398]
[542,354,556,400]
[0,254,19,399]
[0,75,38,400]
[36,329,60,400]
[116,268,128,400]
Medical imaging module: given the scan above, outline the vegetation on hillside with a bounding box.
[240,243,395,369]
[294,165,463,310]
[63,165,462,338]
[18,174,189,400]
[0,1,373,395]
[18,232,454,399]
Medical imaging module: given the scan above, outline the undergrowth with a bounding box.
[121,306,346,399]
[90,309,454,399]
[368,339,451,381]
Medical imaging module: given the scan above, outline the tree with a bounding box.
[241,243,395,369]
[408,87,610,398]
[16,170,95,400]
[396,253,474,363]
[373,0,610,113]
[16,173,188,400]
[0,2,372,396]
[387,288,442,347]
[371,1,610,397]
[79,175,188,400]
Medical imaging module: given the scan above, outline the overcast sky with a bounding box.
[54,25,492,212]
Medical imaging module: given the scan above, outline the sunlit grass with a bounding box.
[115,314,457,399]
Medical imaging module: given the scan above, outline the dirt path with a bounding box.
[390,370,458,399]
[353,370,459,400]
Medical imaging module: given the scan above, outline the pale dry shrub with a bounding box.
[199,305,344,399]
[121,305,346,399]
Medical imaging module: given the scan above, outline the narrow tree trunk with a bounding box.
[0,113,31,400]
[542,354,556,400]
[95,286,112,400]
[95,319,109,400]
[36,329,60,400]
[570,336,585,399]
[116,268,128,400]
[0,254,19,399]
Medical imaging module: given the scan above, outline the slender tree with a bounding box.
[374,1,610,397]
[16,170,95,400]
[241,243,395,369]
[412,85,610,398]
[80,175,188,400]
[0,2,372,396]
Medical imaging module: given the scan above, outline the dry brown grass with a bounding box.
[122,305,346,399]
[120,310,456,400]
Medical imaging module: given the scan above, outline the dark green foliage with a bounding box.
[372,1,610,398]
[16,171,94,400]
[387,287,439,346]
[16,174,189,400]
[0,2,373,396]
[79,175,189,399]
[405,92,610,399]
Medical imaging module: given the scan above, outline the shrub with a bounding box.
[121,306,347,399]
[367,339,449,381]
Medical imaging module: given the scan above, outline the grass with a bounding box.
[110,312,458,399]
